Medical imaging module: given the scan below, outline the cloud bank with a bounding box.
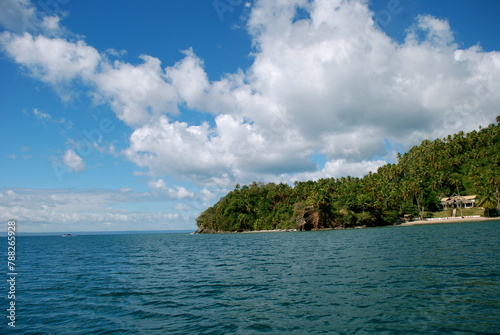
[0,188,194,232]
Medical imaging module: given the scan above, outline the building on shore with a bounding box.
[440,195,477,210]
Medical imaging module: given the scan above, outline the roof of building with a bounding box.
[440,195,477,203]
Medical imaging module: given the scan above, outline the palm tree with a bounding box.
[477,193,498,217]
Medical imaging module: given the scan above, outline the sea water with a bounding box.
[3,220,499,334]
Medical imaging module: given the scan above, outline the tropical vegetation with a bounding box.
[196,118,500,233]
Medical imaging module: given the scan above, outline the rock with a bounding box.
[194,226,216,234]
[296,206,321,231]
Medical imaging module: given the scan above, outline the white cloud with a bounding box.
[62,149,85,172]
[174,203,195,211]
[0,188,193,232]
[293,159,387,182]
[1,0,499,190]
[93,55,179,126]
[147,178,195,200]
[124,0,500,187]
[200,188,217,203]
[407,15,455,48]
[32,108,73,128]
[33,108,50,120]
[41,15,61,33]
[166,48,211,111]
[0,33,178,127]
[0,0,36,33]
[125,114,315,186]
[0,0,66,35]
[0,32,100,84]
[105,48,127,58]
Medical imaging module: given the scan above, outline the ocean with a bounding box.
[3,220,499,334]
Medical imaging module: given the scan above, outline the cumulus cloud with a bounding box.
[292,159,388,183]
[244,0,499,153]
[125,114,314,187]
[62,149,85,172]
[0,0,66,35]
[0,0,38,33]
[0,32,100,84]
[407,15,455,47]
[1,0,499,190]
[147,178,195,200]
[0,32,179,126]
[93,54,179,126]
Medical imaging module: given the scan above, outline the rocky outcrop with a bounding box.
[295,206,346,231]
[296,206,322,231]
[195,225,239,234]
[195,226,215,234]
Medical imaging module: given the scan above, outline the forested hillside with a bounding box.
[196,118,500,233]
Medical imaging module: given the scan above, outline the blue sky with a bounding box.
[1,0,499,233]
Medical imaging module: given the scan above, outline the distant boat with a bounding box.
[61,234,73,237]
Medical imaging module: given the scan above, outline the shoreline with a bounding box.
[241,229,298,234]
[400,216,499,226]
[196,217,499,234]
[241,217,499,231]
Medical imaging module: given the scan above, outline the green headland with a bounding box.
[196,118,500,233]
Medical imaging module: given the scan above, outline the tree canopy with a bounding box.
[196,119,500,233]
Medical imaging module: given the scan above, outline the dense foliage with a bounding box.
[196,119,500,232]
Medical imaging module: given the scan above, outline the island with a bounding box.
[196,118,499,233]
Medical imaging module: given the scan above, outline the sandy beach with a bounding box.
[400,216,499,226]
[203,217,499,234]
[241,229,298,233]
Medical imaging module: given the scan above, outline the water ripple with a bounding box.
[7,221,500,334]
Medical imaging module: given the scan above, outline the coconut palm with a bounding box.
[477,193,498,217]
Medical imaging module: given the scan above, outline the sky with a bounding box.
[1,0,499,233]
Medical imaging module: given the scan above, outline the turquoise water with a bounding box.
[3,221,499,334]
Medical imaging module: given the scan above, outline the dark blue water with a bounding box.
[3,221,499,334]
